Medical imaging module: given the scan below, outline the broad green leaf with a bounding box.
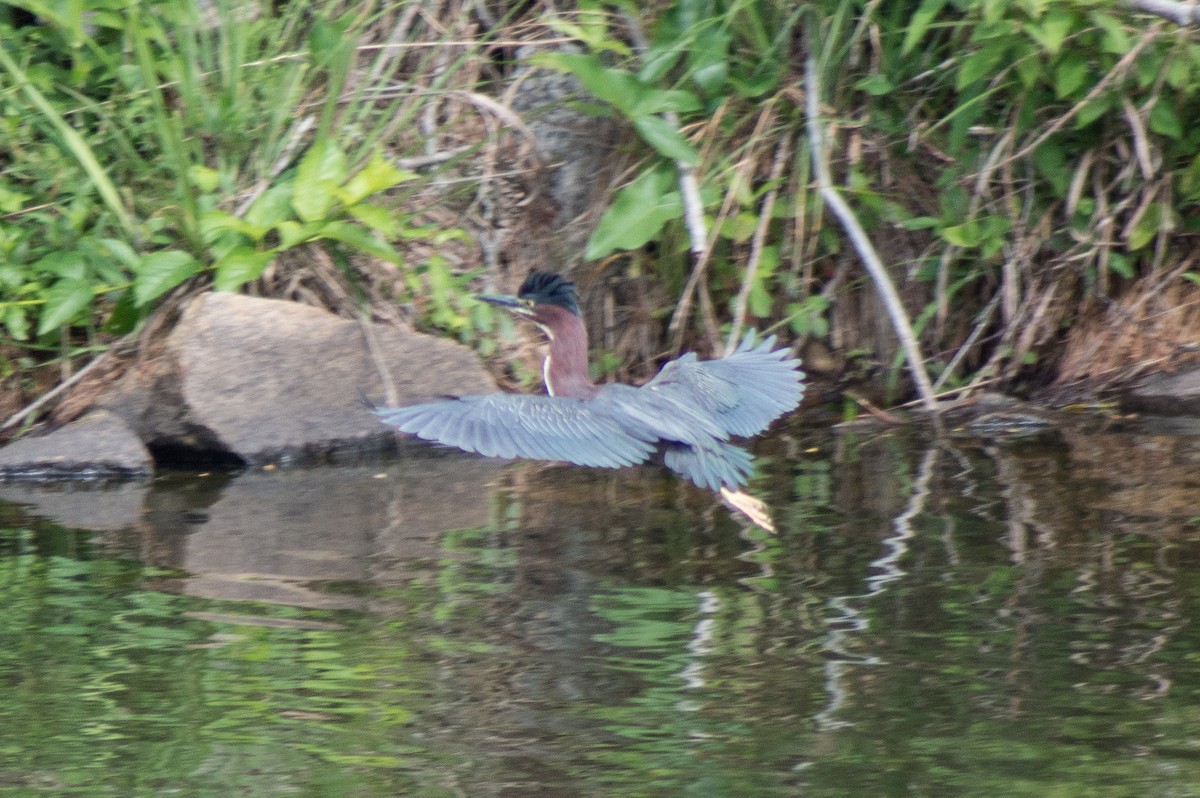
[857,73,895,96]
[1028,8,1074,56]
[346,203,397,236]
[275,220,314,249]
[1091,11,1130,54]
[100,238,139,270]
[1075,95,1111,129]
[37,278,93,335]
[940,221,981,247]
[585,166,681,259]
[214,247,273,292]
[337,151,415,206]
[318,221,401,263]
[903,0,948,55]
[133,250,200,306]
[293,139,347,222]
[688,26,730,96]
[188,164,220,192]
[1107,252,1133,279]
[5,305,29,341]
[201,209,265,243]
[900,216,941,231]
[957,42,1007,90]
[103,290,142,335]
[1127,203,1165,251]
[1054,53,1088,98]
[633,116,699,164]
[1150,100,1183,140]
[638,40,685,84]
[33,251,87,280]
[244,183,295,229]
[531,52,644,116]
[629,87,702,117]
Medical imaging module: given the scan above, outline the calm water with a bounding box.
[1,418,1200,796]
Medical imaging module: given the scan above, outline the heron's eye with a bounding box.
[522,298,535,308]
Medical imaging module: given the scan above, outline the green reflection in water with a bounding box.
[2,428,1200,796]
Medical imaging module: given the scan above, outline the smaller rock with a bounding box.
[1127,368,1200,415]
[0,410,152,479]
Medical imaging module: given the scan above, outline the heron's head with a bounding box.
[477,271,581,340]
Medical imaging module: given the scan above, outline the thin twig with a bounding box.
[805,55,940,414]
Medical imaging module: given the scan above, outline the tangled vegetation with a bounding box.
[2,0,1199,432]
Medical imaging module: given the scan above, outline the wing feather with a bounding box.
[644,331,804,438]
[378,394,656,469]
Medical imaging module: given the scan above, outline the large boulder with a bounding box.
[94,292,496,466]
[0,409,152,479]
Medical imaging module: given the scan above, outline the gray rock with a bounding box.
[1127,368,1200,415]
[97,292,496,465]
[0,409,152,479]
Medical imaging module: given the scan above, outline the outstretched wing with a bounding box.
[644,332,805,438]
[377,394,657,468]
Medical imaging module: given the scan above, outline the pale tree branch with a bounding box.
[804,56,940,415]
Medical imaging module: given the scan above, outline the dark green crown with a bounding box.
[519,271,580,315]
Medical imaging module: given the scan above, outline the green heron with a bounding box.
[377,272,804,527]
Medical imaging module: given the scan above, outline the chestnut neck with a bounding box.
[537,304,598,399]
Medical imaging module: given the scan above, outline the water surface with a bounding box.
[1,419,1199,796]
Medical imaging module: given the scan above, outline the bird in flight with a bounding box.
[377,271,804,530]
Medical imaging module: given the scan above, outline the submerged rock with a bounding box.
[0,409,152,479]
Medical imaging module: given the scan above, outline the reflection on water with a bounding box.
[1,420,1200,796]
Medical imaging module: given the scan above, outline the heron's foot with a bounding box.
[719,487,776,534]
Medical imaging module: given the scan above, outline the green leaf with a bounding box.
[1126,203,1164,251]
[275,220,314,249]
[133,250,200,306]
[244,183,295,229]
[188,164,220,193]
[1028,8,1075,56]
[629,87,702,117]
[102,290,142,335]
[957,42,1007,90]
[585,166,681,259]
[688,26,730,96]
[903,0,948,56]
[1054,53,1088,98]
[201,209,265,244]
[37,278,93,336]
[100,238,139,270]
[214,247,273,292]
[940,221,980,248]
[33,251,88,280]
[337,151,415,206]
[1150,100,1183,140]
[632,116,699,164]
[857,73,895,96]
[531,52,644,116]
[293,139,347,222]
[5,305,29,341]
[346,203,397,236]
[317,221,401,263]
[1091,11,1130,55]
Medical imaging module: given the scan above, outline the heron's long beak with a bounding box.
[477,293,535,319]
